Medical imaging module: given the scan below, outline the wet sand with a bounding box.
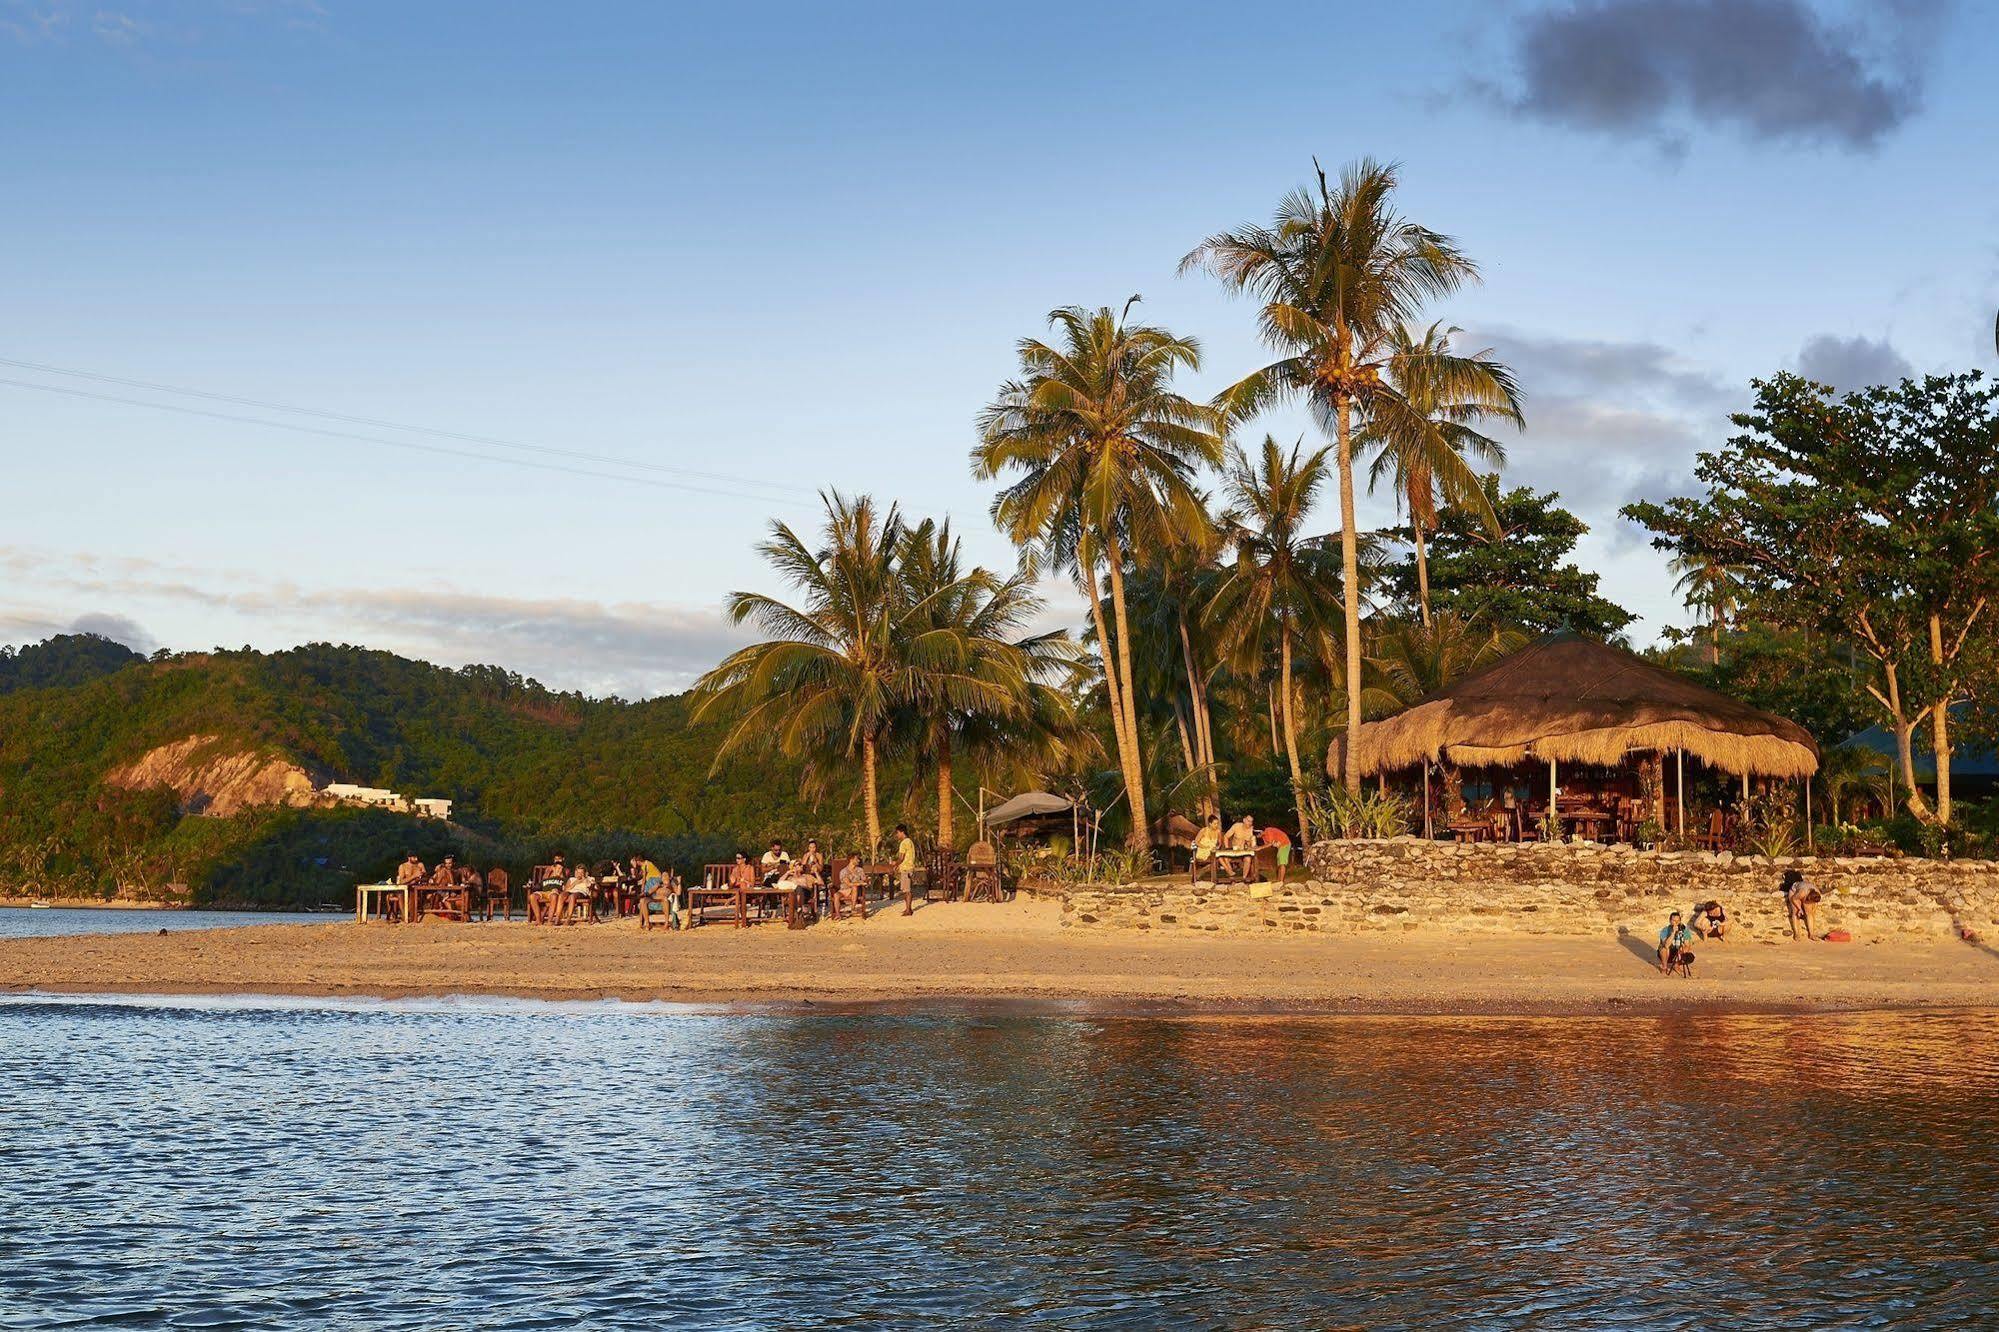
[5,898,1998,1014]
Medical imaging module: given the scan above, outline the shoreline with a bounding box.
[5,899,1998,1017]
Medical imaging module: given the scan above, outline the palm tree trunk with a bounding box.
[1708,599,1723,666]
[1413,522,1433,630]
[1334,392,1363,794]
[1084,555,1146,850]
[935,723,955,849]
[1177,612,1218,819]
[862,731,882,854]
[1280,627,1308,838]
[1930,615,1952,826]
[1103,537,1150,852]
[1267,678,1280,756]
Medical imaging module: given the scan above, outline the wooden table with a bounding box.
[1561,810,1614,842]
[355,882,414,923]
[684,883,802,928]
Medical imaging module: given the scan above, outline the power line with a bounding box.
[0,354,818,499]
[0,377,816,506]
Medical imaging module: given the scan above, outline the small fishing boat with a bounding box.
[28,899,53,909]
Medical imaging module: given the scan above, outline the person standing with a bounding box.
[1260,823,1293,885]
[895,824,918,916]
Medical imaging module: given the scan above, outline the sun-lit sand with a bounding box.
[4,896,1997,1013]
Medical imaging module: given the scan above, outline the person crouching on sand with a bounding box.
[1690,899,1729,941]
[1657,911,1696,977]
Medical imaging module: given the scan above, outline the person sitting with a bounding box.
[394,853,427,887]
[426,855,461,887]
[729,853,759,892]
[791,839,827,915]
[526,855,567,924]
[832,855,868,920]
[1690,899,1729,941]
[761,840,791,886]
[1190,815,1222,884]
[1259,822,1293,885]
[558,865,597,924]
[1657,911,1696,977]
[1783,869,1823,941]
[638,868,677,931]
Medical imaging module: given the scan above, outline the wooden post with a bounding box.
[1676,749,1686,837]
[1741,770,1750,804]
[1805,780,1813,851]
[1423,763,1432,840]
[1548,758,1559,841]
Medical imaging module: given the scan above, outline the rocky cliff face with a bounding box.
[109,735,322,817]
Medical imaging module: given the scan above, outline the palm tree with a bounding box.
[1670,551,1741,665]
[1184,158,1518,793]
[895,519,1081,848]
[692,492,996,853]
[1125,517,1226,820]
[1207,436,1338,836]
[1362,322,1519,627]
[1370,610,1527,708]
[973,300,1228,851]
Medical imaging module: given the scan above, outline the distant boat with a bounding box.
[28,900,52,909]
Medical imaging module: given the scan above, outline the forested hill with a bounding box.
[0,642,858,907]
[0,633,144,694]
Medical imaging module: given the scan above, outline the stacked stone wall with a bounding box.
[1060,839,1999,940]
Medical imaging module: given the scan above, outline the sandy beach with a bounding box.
[5,898,1997,1014]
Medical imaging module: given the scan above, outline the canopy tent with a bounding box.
[1348,635,1819,780]
[982,791,1076,826]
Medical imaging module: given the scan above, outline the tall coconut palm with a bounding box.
[895,519,1081,848]
[692,493,996,853]
[973,300,1228,851]
[1362,322,1520,627]
[1207,436,1338,836]
[1670,550,1741,665]
[1184,158,1516,793]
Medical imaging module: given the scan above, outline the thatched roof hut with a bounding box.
[1348,635,1819,780]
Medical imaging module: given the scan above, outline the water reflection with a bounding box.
[2,1003,1994,1329]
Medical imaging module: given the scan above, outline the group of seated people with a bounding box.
[523,853,674,926]
[720,838,879,921]
[394,853,492,892]
[1189,814,1293,884]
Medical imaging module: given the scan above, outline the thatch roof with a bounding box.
[1348,635,1820,780]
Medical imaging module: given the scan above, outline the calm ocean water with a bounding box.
[3,997,1995,1329]
[0,907,336,940]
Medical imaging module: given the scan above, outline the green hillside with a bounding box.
[0,642,879,907]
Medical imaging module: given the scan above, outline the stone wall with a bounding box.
[1060,839,1999,941]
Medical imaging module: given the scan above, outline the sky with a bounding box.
[4,0,1996,697]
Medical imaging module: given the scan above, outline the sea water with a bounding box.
[0,907,336,941]
[2,997,1995,1328]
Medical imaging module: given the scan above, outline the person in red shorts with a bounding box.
[1259,823,1293,884]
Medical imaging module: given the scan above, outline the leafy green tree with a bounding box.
[973,301,1228,850]
[1378,477,1634,638]
[1670,550,1742,665]
[1370,610,1528,708]
[1624,371,1999,823]
[1185,158,1517,792]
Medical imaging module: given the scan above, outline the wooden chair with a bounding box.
[475,868,512,921]
[1692,810,1732,852]
[963,841,1002,902]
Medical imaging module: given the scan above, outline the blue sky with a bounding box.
[5,0,1995,695]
